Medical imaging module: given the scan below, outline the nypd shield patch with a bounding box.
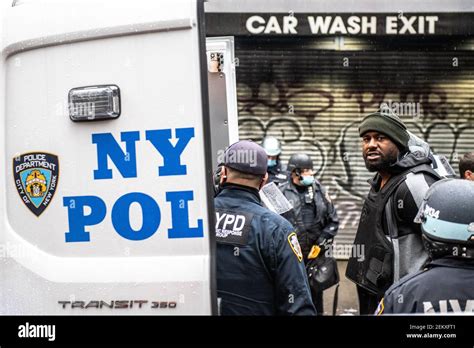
[288,232,303,262]
[13,152,59,217]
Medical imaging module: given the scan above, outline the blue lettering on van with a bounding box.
[93,127,195,180]
[64,127,204,243]
[64,196,107,242]
[146,128,195,176]
[64,191,201,242]
[166,191,203,238]
[111,192,161,241]
[92,131,140,179]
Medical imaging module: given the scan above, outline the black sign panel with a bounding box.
[206,13,474,36]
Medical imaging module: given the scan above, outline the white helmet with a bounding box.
[261,136,282,157]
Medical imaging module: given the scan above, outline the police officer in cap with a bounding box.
[279,153,339,314]
[215,140,316,315]
[261,136,288,185]
[377,178,474,314]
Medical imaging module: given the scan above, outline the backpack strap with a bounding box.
[384,197,400,281]
[384,164,441,282]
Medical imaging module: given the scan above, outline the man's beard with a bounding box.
[363,150,399,172]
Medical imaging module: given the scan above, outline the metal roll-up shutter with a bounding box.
[235,37,474,258]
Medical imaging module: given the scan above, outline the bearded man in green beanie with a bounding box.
[345,108,442,315]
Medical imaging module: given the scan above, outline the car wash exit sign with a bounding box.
[206,13,474,36]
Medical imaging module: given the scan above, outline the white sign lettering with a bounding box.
[245,15,439,35]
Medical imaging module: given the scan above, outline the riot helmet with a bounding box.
[261,136,282,157]
[287,153,313,172]
[415,178,474,259]
[287,154,315,186]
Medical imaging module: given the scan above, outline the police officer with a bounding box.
[215,140,316,315]
[377,178,474,314]
[261,136,288,185]
[279,153,339,314]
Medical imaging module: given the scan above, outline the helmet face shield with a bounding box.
[415,178,474,258]
[423,216,474,243]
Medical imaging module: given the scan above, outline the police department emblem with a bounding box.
[288,232,303,262]
[13,152,59,217]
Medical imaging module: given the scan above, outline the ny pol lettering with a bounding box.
[64,127,203,243]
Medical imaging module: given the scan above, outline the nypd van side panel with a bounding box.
[1,0,215,314]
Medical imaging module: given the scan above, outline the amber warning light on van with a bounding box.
[68,85,121,121]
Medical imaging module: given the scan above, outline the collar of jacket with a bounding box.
[367,150,433,190]
[429,256,474,270]
[217,183,262,204]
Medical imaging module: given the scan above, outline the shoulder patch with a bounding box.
[375,298,384,316]
[215,209,253,246]
[287,232,303,262]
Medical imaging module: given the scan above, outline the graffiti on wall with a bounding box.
[237,81,474,241]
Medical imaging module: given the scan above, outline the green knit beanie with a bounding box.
[358,110,409,150]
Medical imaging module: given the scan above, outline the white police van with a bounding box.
[0,0,238,314]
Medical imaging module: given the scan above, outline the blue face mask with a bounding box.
[267,159,277,167]
[301,175,314,186]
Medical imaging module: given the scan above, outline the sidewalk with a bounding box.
[322,260,360,315]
